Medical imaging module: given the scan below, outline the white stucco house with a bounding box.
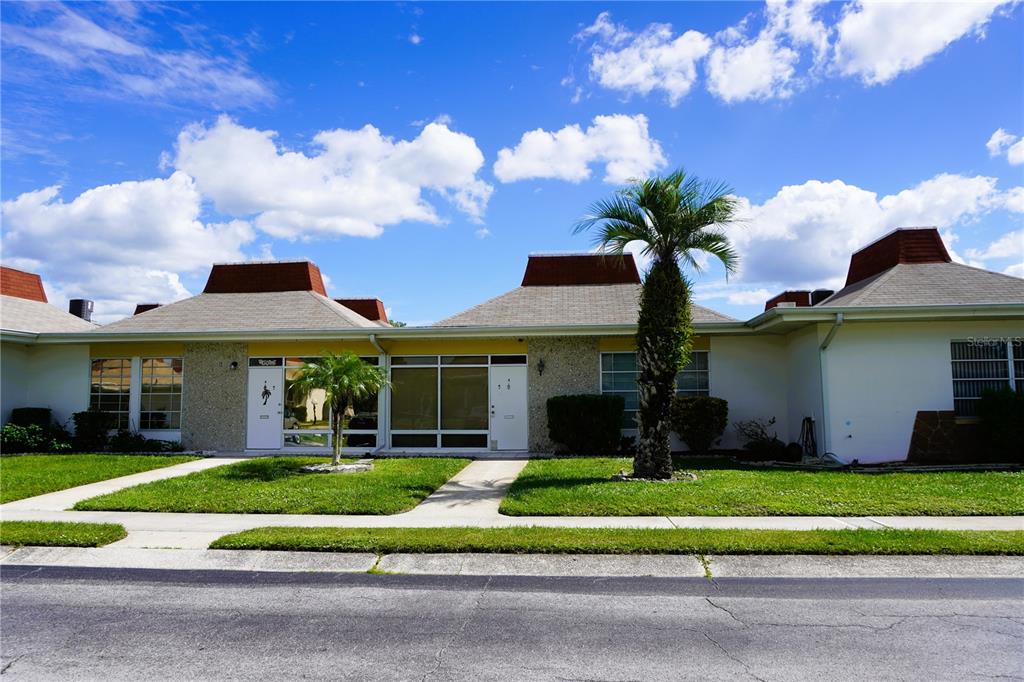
[1,227,1021,463]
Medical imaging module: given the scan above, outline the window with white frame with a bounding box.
[140,358,183,429]
[90,358,132,429]
[601,351,710,430]
[950,339,1023,417]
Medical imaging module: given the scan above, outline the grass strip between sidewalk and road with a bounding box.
[0,521,127,547]
[74,457,470,515]
[499,457,1024,516]
[0,454,200,504]
[209,527,1024,555]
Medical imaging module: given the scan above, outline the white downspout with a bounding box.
[818,312,844,457]
[369,334,389,453]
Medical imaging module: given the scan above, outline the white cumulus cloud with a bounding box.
[174,116,493,239]
[1,172,254,322]
[986,128,1024,165]
[493,114,666,184]
[727,173,1018,288]
[574,2,1014,104]
[576,12,711,106]
[965,229,1024,263]
[707,0,830,103]
[833,0,1013,85]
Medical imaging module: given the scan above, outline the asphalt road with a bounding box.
[1,566,1022,681]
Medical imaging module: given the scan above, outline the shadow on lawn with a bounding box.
[219,458,315,482]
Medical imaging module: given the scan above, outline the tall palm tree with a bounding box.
[289,352,389,466]
[575,169,739,479]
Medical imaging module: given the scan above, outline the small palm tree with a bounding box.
[289,352,389,466]
[575,169,739,479]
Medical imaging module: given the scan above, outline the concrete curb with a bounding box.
[3,546,1022,579]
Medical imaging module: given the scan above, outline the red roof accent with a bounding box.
[521,254,642,286]
[203,261,327,295]
[134,303,162,315]
[764,290,811,311]
[0,266,48,302]
[335,298,388,323]
[846,228,951,286]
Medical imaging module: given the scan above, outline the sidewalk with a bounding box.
[2,545,1021,579]
[2,459,1022,550]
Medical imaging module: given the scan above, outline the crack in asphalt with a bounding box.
[701,632,768,682]
[1,655,26,675]
[704,597,918,632]
[705,597,745,625]
[421,575,492,682]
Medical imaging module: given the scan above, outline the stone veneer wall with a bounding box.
[181,342,248,451]
[526,336,600,452]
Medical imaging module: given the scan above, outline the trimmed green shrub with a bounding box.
[547,394,625,455]
[9,407,52,428]
[670,396,728,454]
[0,423,71,453]
[108,430,151,453]
[734,417,793,461]
[71,411,116,452]
[978,387,1024,462]
[105,430,182,453]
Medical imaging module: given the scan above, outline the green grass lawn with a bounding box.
[74,457,469,515]
[0,521,127,547]
[210,526,1024,556]
[0,454,200,504]
[499,457,1024,516]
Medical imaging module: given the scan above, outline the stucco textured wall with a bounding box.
[1,342,29,424]
[709,335,789,450]
[526,336,600,452]
[824,320,1024,464]
[181,342,248,451]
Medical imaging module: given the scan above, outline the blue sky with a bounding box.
[2,1,1022,324]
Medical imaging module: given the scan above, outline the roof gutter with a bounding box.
[746,302,1024,332]
[35,322,754,345]
[0,330,40,345]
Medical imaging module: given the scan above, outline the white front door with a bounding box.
[247,362,283,449]
[489,365,527,450]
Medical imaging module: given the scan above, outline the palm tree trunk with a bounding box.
[634,258,692,479]
[335,395,356,464]
[331,399,348,466]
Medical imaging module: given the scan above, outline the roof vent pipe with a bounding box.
[69,299,94,321]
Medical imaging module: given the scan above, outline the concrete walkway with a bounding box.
[1,458,1021,550]
[0,457,245,512]
[2,545,1022,578]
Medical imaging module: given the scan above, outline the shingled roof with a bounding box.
[436,253,734,327]
[93,290,380,334]
[435,283,735,327]
[819,262,1024,307]
[1,295,96,333]
[0,266,95,333]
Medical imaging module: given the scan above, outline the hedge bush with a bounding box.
[670,396,728,454]
[547,394,624,455]
[9,407,53,429]
[0,423,71,453]
[734,417,793,461]
[71,410,117,452]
